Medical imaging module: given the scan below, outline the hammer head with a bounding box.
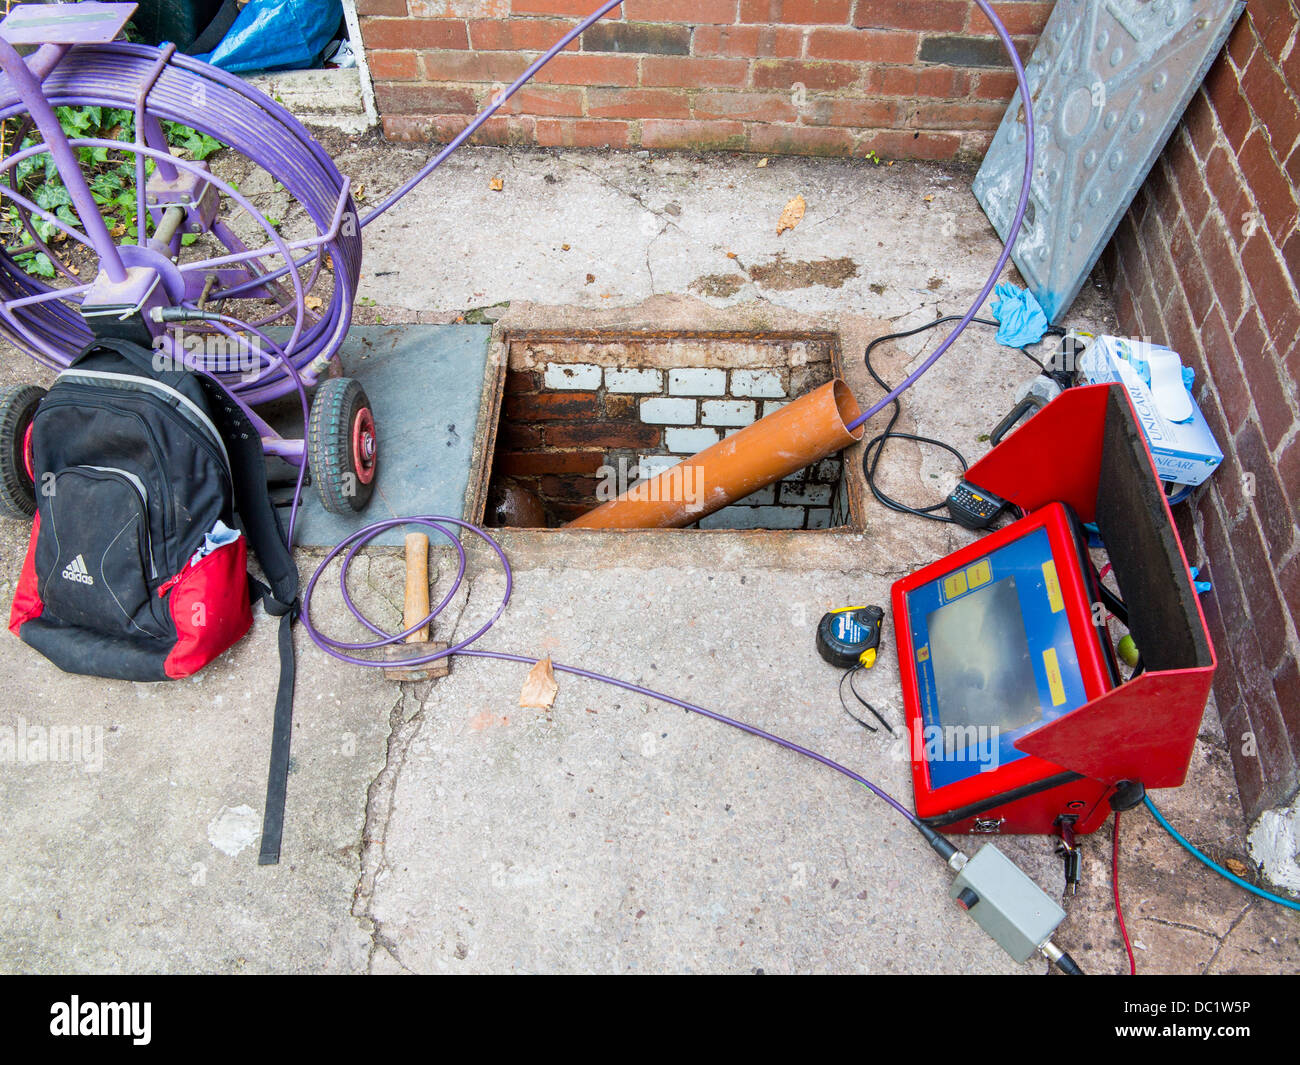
[381,640,451,683]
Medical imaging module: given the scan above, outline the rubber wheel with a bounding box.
[0,384,45,521]
[308,377,376,514]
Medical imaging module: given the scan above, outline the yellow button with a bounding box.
[966,559,992,589]
[1041,560,1064,613]
[943,571,968,600]
[1043,647,1066,706]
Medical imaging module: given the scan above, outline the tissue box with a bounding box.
[1078,336,1223,487]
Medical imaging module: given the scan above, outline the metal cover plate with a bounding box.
[973,0,1245,324]
[288,325,495,548]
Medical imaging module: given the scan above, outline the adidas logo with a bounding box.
[61,555,94,586]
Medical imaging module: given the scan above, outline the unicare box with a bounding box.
[1078,335,1223,487]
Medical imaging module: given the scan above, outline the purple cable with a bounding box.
[360,0,627,227]
[846,0,1036,432]
[297,513,918,824]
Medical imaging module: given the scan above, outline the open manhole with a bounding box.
[484,331,862,530]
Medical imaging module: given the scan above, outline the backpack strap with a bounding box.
[197,379,300,866]
[69,336,192,393]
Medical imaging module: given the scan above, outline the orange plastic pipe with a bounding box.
[566,379,863,529]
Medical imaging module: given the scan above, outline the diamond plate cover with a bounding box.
[973,0,1245,324]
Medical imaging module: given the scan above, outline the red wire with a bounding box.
[1112,811,1137,975]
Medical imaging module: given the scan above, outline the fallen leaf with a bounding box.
[561,243,571,251]
[1225,858,1250,877]
[109,222,126,238]
[519,657,558,709]
[585,273,595,284]
[726,251,738,259]
[489,176,504,192]
[304,294,323,311]
[923,194,934,203]
[756,157,768,168]
[776,194,805,236]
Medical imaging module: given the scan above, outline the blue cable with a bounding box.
[1144,796,1300,912]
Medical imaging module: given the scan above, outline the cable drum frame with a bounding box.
[0,34,362,472]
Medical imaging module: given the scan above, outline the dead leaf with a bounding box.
[519,657,558,709]
[585,273,595,284]
[1225,858,1250,877]
[561,243,571,251]
[489,176,504,192]
[109,222,126,238]
[726,251,738,259]
[923,194,934,203]
[304,294,323,311]
[756,157,768,168]
[776,194,805,236]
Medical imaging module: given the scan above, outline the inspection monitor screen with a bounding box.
[925,575,1040,755]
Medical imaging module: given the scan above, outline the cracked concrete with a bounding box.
[1,141,1295,973]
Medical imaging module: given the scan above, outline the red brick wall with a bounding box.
[1103,2,1300,821]
[357,0,1051,157]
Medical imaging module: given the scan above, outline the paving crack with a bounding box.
[1139,914,1221,939]
[353,571,474,973]
[1199,901,1255,975]
[352,684,431,973]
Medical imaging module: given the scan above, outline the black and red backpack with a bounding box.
[8,337,299,863]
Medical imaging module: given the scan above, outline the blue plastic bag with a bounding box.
[195,0,343,74]
[989,282,1049,348]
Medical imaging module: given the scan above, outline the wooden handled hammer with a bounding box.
[382,532,450,682]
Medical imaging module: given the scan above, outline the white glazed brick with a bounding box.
[762,400,790,417]
[637,455,680,479]
[812,458,841,482]
[668,368,726,396]
[699,505,806,530]
[806,508,833,529]
[606,367,663,393]
[544,362,601,390]
[665,426,720,454]
[780,482,833,506]
[639,397,697,424]
[701,400,756,427]
[735,486,776,505]
[731,369,785,398]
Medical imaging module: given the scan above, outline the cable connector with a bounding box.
[150,306,226,324]
[1041,941,1084,975]
[916,821,968,871]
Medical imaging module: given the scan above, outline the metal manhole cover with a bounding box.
[973,0,1245,323]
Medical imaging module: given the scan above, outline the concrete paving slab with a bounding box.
[358,551,1059,974]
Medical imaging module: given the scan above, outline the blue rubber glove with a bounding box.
[990,282,1049,348]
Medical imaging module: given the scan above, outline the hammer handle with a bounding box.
[403,533,430,644]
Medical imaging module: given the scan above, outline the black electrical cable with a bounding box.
[838,665,894,735]
[860,316,1065,524]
